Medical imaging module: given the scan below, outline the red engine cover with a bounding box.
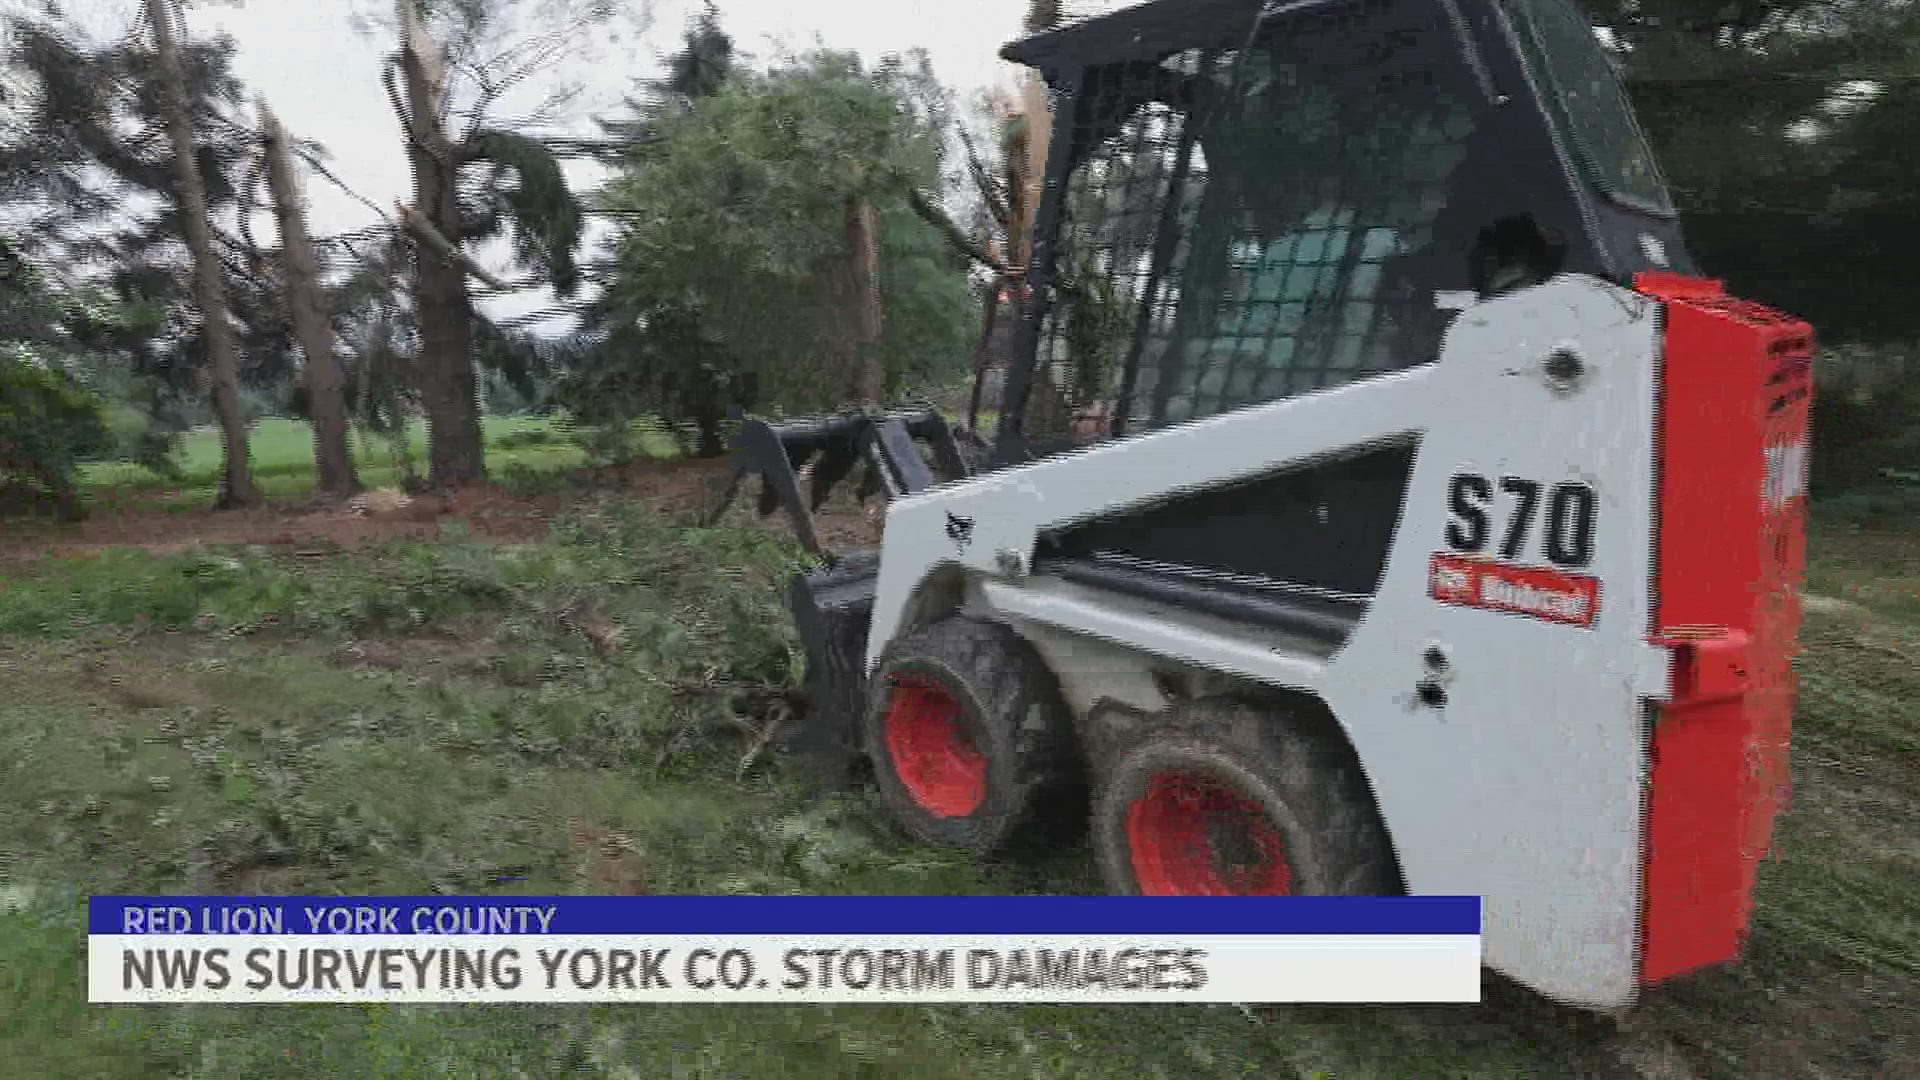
[1634,272,1812,986]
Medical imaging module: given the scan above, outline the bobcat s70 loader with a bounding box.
[720,0,1813,1010]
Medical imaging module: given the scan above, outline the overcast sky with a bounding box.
[16,0,1088,331]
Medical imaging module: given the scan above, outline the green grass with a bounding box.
[0,492,1915,1077]
[76,415,683,507]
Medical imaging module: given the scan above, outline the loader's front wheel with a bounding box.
[863,616,1081,855]
[1093,700,1401,897]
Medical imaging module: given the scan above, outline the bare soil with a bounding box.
[0,457,884,566]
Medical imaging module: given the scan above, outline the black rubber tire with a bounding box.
[862,614,1081,855]
[1092,698,1401,896]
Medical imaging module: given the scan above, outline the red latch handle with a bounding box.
[1653,627,1752,707]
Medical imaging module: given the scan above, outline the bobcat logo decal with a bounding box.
[945,511,974,551]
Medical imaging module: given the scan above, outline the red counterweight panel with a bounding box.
[1634,272,1812,986]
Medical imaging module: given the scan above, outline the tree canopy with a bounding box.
[1590,0,1920,341]
[592,48,977,422]
[2,0,1916,505]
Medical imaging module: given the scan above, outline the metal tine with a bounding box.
[810,439,863,510]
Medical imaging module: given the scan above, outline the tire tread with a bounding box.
[1092,697,1401,896]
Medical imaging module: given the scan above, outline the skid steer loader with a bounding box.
[719,0,1812,1010]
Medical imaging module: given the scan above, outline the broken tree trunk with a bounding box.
[396,0,486,490]
[967,275,1003,431]
[845,192,885,406]
[146,0,259,509]
[260,102,359,497]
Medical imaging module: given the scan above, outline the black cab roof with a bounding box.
[1000,0,1266,70]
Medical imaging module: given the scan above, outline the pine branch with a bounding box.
[956,125,1011,230]
[236,141,267,268]
[458,129,584,296]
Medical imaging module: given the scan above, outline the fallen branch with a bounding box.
[736,699,794,781]
[396,202,509,290]
[904,186,1006,274]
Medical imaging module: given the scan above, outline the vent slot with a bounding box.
[1768,384,1810,415]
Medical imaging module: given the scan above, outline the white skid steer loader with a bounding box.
[715,0,1812,1010]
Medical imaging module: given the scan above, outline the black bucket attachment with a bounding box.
[705,407,978,562]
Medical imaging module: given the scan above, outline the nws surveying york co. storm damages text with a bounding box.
[119,944,1211,995]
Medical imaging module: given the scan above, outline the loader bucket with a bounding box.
[704,407,976,562]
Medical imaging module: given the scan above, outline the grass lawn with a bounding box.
[77,415,682,509]
[0,461,1914,1077]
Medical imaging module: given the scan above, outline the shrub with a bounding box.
[490,426,562,450]
[569,421,644,467]
[0,356,111,517]
[1811,343,1920,491]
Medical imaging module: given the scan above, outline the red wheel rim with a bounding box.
[1124,770,1293,895]
[882,675,987,818]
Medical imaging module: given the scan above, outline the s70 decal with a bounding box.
[1445,473,1597,569]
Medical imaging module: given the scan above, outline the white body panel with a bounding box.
[864,275,1674,1008]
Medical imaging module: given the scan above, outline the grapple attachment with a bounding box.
[705,407,979,561]
[702,407,981,787]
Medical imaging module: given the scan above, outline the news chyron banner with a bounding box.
[89,896,1483,1004]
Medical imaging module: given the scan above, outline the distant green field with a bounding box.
[78,415,682,505]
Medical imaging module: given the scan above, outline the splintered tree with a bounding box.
[845,190,885,406]
[144,0,258,508]
[259,103,358,496]
[385,0,590,491]
[394,1,484,490]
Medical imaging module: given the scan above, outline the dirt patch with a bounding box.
[1,457,891,568]
[5,456,880,562]
[0,483,563,565]
[571,825,649,895]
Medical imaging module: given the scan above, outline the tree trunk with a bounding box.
[694,411,726,458]
[260,103,359,497]
[683,367,727,458]
[146,0,259,509]
[967,275,1004,430]
[845,193,884,406]
[397,0,486,490]
[1015,71,1051,268]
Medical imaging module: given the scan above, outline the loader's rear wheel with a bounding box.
[1126,771,1295,894]
[1093,699,1401,897]
[863,616,1081,854]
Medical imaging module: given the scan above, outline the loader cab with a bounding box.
[993,0,1687,462]
[982,0,1688,601]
